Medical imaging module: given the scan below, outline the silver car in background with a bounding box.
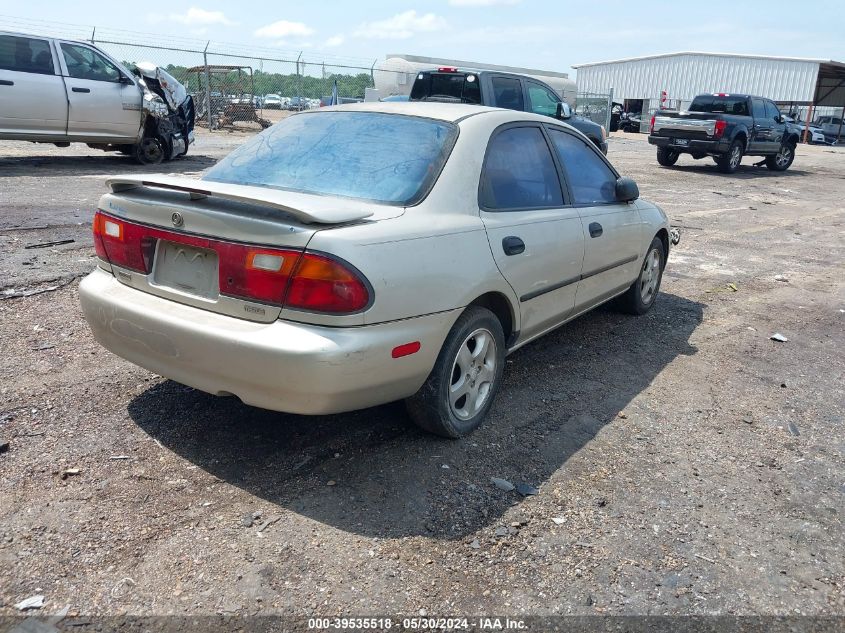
[80,103,676,437]
[0,30,194,163]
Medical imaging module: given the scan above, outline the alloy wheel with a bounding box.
[448,328,497,421]
[639,248,661,305]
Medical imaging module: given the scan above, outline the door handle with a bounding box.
[502,236,525,256]
[0,80,13,86]
[589,222,603,238]
[72,87,91,93]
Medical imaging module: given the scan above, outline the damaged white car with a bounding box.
[0,31,195,164]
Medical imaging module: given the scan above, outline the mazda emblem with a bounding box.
[171,212,184,227]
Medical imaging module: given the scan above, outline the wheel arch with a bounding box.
[467,291,517,346]
[655,228,670,266]
[733,129,748,150]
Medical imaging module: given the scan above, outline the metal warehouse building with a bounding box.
[572,51,845,129]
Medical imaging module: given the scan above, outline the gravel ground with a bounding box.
[0,130,843,623]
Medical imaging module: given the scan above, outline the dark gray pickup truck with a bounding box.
[409,67,607,154]
[648,93,800,174]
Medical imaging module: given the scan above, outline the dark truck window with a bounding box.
[689,95,749,116]
[204,111,458,206]
[0,34,54,75]
[491,76,524,111]
[526,80,560,117]
[409,71,481,104]
[752,98,766,119]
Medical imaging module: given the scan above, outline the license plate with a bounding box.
[152,240,218,300]
[673,138,689,147]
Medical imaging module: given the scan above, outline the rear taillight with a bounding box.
[92,212,152,273]
[285,252,370,313]
[714,120,727,138]
[649,115,656,134]
[92,211,371,314]
[438,66,458,72]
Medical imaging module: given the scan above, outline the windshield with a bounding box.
[689,95,749,116]
[203,111,458,206]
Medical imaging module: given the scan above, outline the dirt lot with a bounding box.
[1,129,843,625]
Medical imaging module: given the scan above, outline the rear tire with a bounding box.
[716,139,743,173]
[617,237,665,315]
[656,147,679,166]
[405,307,505,438]
[765,142,795,171]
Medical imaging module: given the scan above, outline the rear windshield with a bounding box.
[203,111,458,206]
[410,72,481,104]
[689,95,749,116]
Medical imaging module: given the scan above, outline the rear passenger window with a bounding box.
[0,35,54,75]
[491,77,524,111]
[480,126,563,210]
[548,129,617,205]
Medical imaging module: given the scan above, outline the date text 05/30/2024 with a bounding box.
[307,617,527,630]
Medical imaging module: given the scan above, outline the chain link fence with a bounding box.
[574,92,612,131]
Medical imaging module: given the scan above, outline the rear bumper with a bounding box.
[79,268,459,415]
[648,135,729,153]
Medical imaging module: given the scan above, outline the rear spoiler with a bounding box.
[105,175,374,225]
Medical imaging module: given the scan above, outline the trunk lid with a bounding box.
[96,175,377,323]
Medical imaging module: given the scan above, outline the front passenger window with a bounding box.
[527,81,560,118]
[548,128,617,205]
[480,126,563,210]
[60,43,122,82]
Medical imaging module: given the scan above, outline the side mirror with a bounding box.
[556,102,572,120]
[615,177,639,202]
[119,75,135,85]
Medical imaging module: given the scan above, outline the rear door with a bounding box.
[479,123,585,340]
[546,126,643,310]
[57,41,142,141]
[0,33,67,136]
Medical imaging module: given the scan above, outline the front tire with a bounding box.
[133,136,165,165]
[656,147,679,166]
[617,237,665,315]
[716,140,743,173]
[765,143,795,171]
[405,307,505,438]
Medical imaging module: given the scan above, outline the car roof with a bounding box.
[313,101,505,122]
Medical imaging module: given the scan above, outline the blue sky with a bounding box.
[2,0,844,76]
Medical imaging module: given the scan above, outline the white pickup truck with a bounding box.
[0,30,194,164]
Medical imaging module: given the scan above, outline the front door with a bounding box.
[0,34,67,137]
[57,41,142,141]
[546,125,643,309]
[750,97,773,152]
[479,124,585,340]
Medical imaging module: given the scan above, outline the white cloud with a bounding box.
[449,0,520,5]
[354,10,447,40]
[162,7,235,26]
[254,20,315,39]
[324,35,345,48]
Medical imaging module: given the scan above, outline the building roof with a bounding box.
[387,53,570,79]
[573,51,845,69]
